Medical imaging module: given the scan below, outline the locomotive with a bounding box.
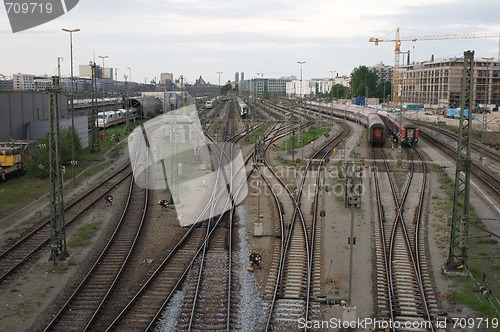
[0,144,24,180]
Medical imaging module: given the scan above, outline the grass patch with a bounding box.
[0,177,49,221]
[279,124,330,151]
[243,122,272,145]
[0,121,143,222]
[46,264,69,274]
[450,276,499,319]
[68,223,98,249]
[431,163,500,317]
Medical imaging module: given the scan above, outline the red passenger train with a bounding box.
[377,111,418,146]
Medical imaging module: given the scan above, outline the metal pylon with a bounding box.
[91,62,100,152]
[48,76,69,262]
[446,50,474,270]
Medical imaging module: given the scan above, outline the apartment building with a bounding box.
[400,57,499,109]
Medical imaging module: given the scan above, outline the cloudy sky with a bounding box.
[1,0,499,85]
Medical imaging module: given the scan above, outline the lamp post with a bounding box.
[126,67,131,132]
[57,57,64,78]
[297,61,306,99]
[329,70,336,125]
[62,28,80,183]
[217,71,223,96]
[99,55,108,107]
[297,61,305,161]
[114,68,119,98]
[480,57,494,164]
[99,55,108,140]
[127,67,131,83]
[329,70,336,97]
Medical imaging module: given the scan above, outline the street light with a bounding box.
[99,55,108,78]
[329,70,336,125]
[99,55,108,140]
[297,61,305,161]
[297,61,306,99]
[99,55,108,105]
[480,57,494,164]
[217,71,222,96]
[62,28,80,183]
[127,67,132,99]
[57,57,64,78]
[329,70,336,94]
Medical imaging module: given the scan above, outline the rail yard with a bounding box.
[0,97,499,332]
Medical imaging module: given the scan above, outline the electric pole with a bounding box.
[91,62,99,152]
[446,50,475,270]
[48,76,69,262]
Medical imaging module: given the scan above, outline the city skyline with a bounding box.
[1,0,499,85]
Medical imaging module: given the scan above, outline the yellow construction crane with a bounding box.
[369,27,499,107]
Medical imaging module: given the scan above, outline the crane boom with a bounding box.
[370,32,498,44]
[369,27,499,107]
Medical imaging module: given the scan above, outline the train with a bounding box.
[237,98,249,118]
[0,144,24,180]
[378,111,419,146]
[205,100,214,109]
[368,112,386,146]
[306,101,418,146]
[97,108,139,129]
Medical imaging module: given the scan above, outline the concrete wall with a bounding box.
[0,92,69,141]
[26,116,89,149]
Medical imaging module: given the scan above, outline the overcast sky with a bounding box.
[1,0,499,85]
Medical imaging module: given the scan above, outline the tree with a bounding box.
[221,82,237,95]
[27,128,82,179]
[375,81,392,104]
[329,84,347,101]
[349,66,378,98]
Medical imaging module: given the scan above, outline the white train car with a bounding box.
[237,98,249,118]
[205,100,214,109]
[97,108,139,129]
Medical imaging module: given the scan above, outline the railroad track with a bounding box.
[420,131,500,198]
[43,175,147,331]
[173,100,241,331]
[418,122,500,166]
[264,117,350,329]
[35,100,292,331]
[90,99,267,330]
[175,224,232,330]
[372,146,440,331]
[0,163,132,292]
